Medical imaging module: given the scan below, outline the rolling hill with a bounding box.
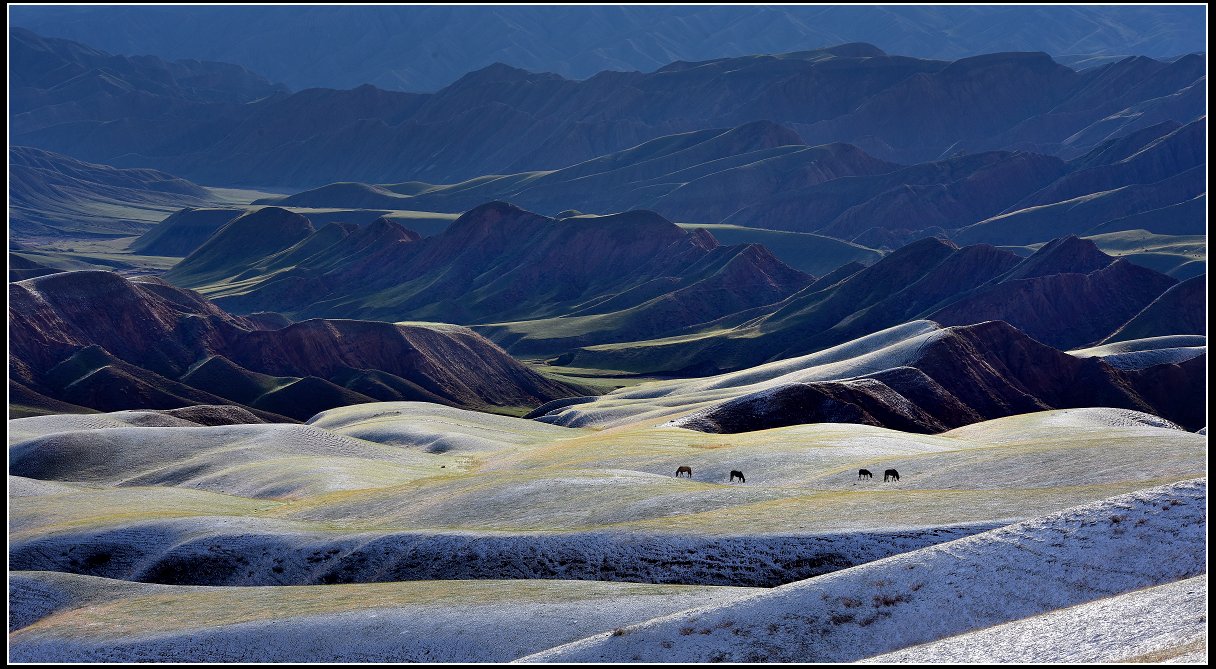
[8,404,1204,661]
[521,479,1205,662]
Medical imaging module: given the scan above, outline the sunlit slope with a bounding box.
[10,407,1202,558]
[520,479,1206,662]
[861,575,1206,663]
[9,421,467,500]
[1070,335,1205,372]
[535,321,945,429]
[535,316,1205,433]
[678,224,882,276]
[306,401,590,455]
[9,573,756,662]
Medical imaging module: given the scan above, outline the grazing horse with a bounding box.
[730,470,745,483]
[884,468,900,482]
[858,469,873,480]
[675,466,692,478]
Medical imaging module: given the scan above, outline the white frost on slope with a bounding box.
[1071,335,1205,355]
[7,410,201,445]
[1074,335,1206,372]
[861,575,1207,663]
[944,407,1186,441]
[519,478,1206,663]
[1070,335,1206,371]
[9,423,452,498]
[306,401,585,453]
[9,576,756,663]
[9,475,84,498]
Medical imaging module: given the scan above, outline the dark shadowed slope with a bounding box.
[956,119,1207,246]
[1102,275,1207,344]
[128,208,249,256]
[162,207,318,286]
[10,271,583,419]
[128,207,453,259]
[928,237,1177,348]
[9,255,60,282]
[157,193,1189,374]
[164,203,814,349]
[10,146,215,240]
[669,322,1205,434]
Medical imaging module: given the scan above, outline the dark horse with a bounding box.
[730,470,745,483]
[884,468,900,482]
[675,466,692,478]
[858,469,873,480]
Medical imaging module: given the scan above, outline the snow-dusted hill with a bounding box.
[861,575,1207,663]
[1070,334,1206,370]
[8,401,1207,662]
[9,574,757,662]
[519,479,1206,662]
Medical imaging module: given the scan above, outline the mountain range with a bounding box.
[162,204,814,348]
[256,117,1205,252]
[12,28,1205,188]
[11,6,1204,91]
[5,9,1208,665]
[138,196,1198,381]
[556,235,1193,375]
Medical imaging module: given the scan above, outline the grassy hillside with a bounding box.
[9,400,1204,661]
[11,405,1203,572]
[522,479,1205,662]
[10,573,756,662]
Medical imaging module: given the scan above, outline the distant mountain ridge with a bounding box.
[12,28,1204,187]
[10,6,1204,91]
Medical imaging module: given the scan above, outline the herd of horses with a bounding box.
[673,467,901,483]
